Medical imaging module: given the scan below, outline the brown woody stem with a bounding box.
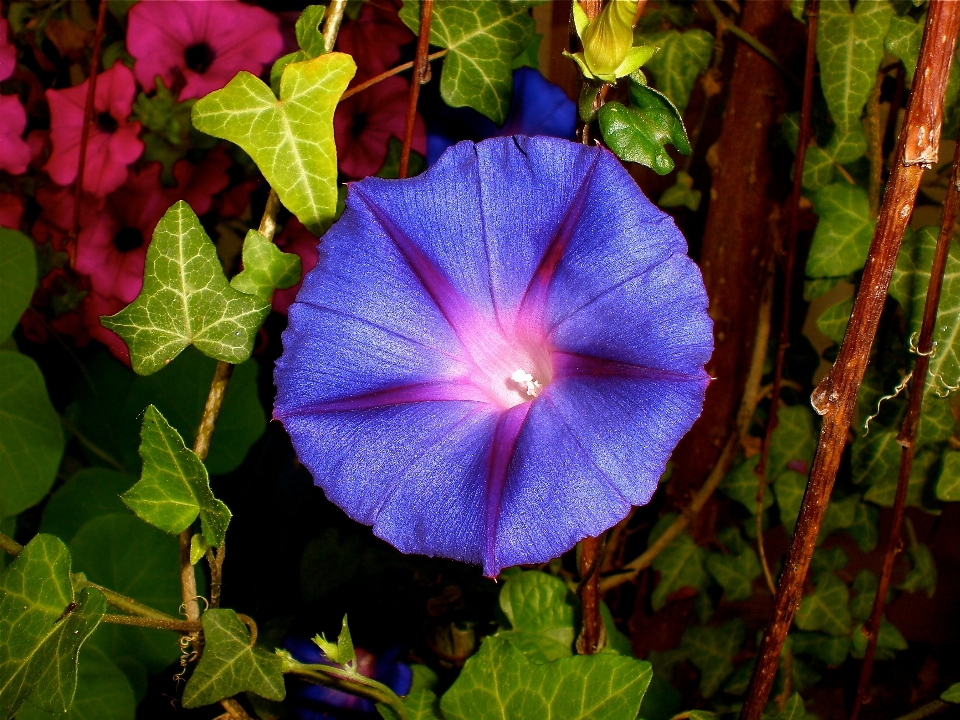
[576,536,605,654]
[739,4,960,718]
[399,0,434,179]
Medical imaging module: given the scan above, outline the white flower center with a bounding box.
[510,368,543,398]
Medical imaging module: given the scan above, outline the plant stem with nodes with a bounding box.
[282,656,409,720]
[849,123,960,720]
[341,50,448,101]
[739,4,960,718]
[754,0,819,598]
[399,0,434,179]
[601,260,774,593]
[68,0,108,256]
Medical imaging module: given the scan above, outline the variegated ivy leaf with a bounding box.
[122,405,231,547]
[794,572,851,637]
[101,202,270,375]
[400,0,535,124]
[193,54,355,235]
[230,230,302,301]
[640,29,713,113]
[807,183,874,279]
[650,514,709,610]
[678,621,745,698]
[885,13,959,108]
[816,0,894,132]
[817,296,853,346]
[938,451,960,501]
[783,113,868,192]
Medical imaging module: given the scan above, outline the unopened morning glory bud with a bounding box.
[582,0,637,78]
[274,136,712,578]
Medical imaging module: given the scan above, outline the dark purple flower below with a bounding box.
[274,136,713,577]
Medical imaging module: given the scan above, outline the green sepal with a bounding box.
[313,615,357,671]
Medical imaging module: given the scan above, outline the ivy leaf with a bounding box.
[769,405,817,475]
[650,516,709,610]
[794,573,851,636]
[679,621,745,698]
[807,183,874,279]
[938,451,960,501]
[917,395,955,448]
[706,546,761,602]
[0,351,65,520]
[942,683,960,703]
[0,535,106,718]
[0,228,36,343]
[790,632,850,667]
[847,502,879,552]
[193,54,355,235]
[781,115,867,192]
[816,0,894,132]
[597,83,691,175]
[70,515,182,674]
[719,456,772,514]
[40,469,137,544]
[810,546,848,578]
[378,690,443,720]
[900,542,937,598]
[640,29,713,113]
[773,470,807,535]
[101,202,270,375]
[820,494,859,541]
[851,569,879,622]
[773,693,808,720]
[295,5,327,57]
[499,571,575,649]
[400,0,534,123]
[182,609,285,708]
[817,296,853,346]
[885,13,959,107]
[658,171,702,212]
[439,635,652,720]
[122,405,231,547]
[861,441,930,508]
[230,230,302,301]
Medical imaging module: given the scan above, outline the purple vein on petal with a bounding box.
[273,380,489,419]
[515,149,601,328]
[551,351,709,383]
[483,403,531,577]
[350,185,480,344]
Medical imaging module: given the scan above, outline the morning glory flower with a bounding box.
[274,136,712,577]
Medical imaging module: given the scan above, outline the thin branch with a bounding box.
[850,124,960,720]
[206,544,225,608]
[341,50,448,101]
[576,535,606,654]
[0,532,23,557]
[220,697,255,720]
[703,0,800,85]
[322,0,349,54]
[82,580,185,623]
[283,658,409,720]
[399,0,434,179]
[600,263,774,594]
[68,0,108,254]
[754,0,819,598]
[102,613,199,633]
[739,4,960,718]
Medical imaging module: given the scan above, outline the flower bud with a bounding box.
[582,0,637,78]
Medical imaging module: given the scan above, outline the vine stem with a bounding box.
[754,0,819,598]
[68,0,108,256]
[282,657,409,720]
[399,0,434,179]
[322,0,349,54]
[739,4,960,718]
[849,124,960,720]
[0,531,22,556]
[102,614,199,633]
[600,262,773,594]
[702,0,800,85]
[341,50,448,101]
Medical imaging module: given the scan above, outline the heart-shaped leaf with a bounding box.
[230,230,302,301]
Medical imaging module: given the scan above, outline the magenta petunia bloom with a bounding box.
[334,75,426,179]
[75,163,168,303]
[272,217,319,315]
[45,62,143,196]
[165,149,231,216]
[274,137,713,577]
[127,0,284,101]
[0,18,16,80]
[336,0,413,80]
[0,94,30,176]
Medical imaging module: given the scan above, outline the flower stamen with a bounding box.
[511,368,542,398]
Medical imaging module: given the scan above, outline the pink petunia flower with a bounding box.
[127,0,284,101]
[336,0,412,80]
[0,94,30,175]
[75,163,168,303]
[0,18,16,81]
[272,217,318,314]
[45,62,144,196]
[0,192,24,229]
[334,75,425,179]
[165,148,231,216]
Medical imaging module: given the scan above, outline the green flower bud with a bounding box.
[582,0,637,78]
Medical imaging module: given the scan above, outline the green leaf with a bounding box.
[377,136,427,179]
[918,395,955,448]
[847,502,879,552]
[817,296,853,346]
[122,405,231,547]
[820,493,859,540]
[807,183,874,278]
[0,351,65,519]
[0,535,105,718]
[70,515,182,673]
[816,0,894,132]
[181,609,285,708]
[942,683,960,702]
[852,428,900,486]
[440,635,652,720]
[400,0,535,123]
[40,469,137,543]
[900,542,937,598]
[190,534,211,565]
[790,632,850,667]
[17,647,136,720]
[650,517,709,610]
[850,615,907,660]
[769,405,818,476]
[295,5,327,57]
[68,349,265,476]
[861,439,929,508]
[313,615,358,669]
[0,228,36,343]
[193,54,355,235]
[597,83,691,175]
[773,470,807,534]
[810,545,848,577]
[101,202,270,375]
[658,171,701,212]
[886,13,959,106]
[794,573,851,636]
[230,230,301,301]
[499,571,575,649]
[937,451,960,501]
[706,546,761,602]
[851,569,878,622]
[512,32,542,70]
[640,29,713,113]
[773,693,807,720]
[679,621,745,698]
[781,115,867,191]
[719,456,772,514]
[379,690,443,720]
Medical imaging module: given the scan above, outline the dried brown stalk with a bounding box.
[399,0,434,179]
